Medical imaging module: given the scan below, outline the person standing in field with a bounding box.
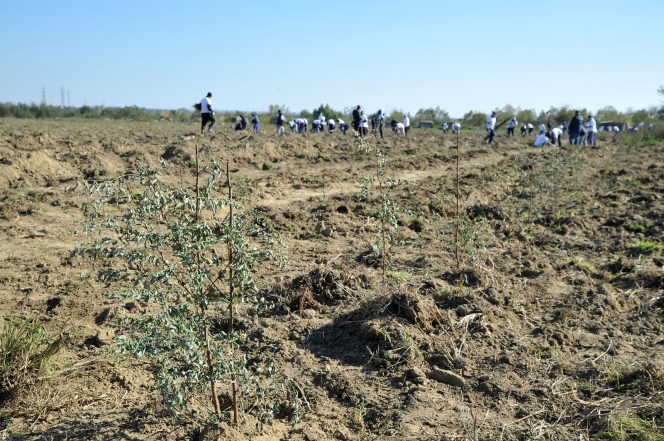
[375,109,385,139]
[538,123,546,134]
[568,110,583,145]
[527,123,534,135]
[506,118,517,137]
[251,113,260,132]
[452,122,461,134]
[587,114,597,146]
[360,111,369,136]
[200,92,215,136]
[403,115,410,135]
[442,122,449,133]
[352,106,362,133]
[484,111,496,144]
[276,110,286,135]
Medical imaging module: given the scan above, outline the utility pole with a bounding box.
[60,86,65,108]
[68,90,70,108]
[41,86,46,105]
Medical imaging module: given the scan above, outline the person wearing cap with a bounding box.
[251,113,260,132]
[587,115,597,146]
[276,110,286,135]
[200,92,215,136]
[403,115,411,135]
[484,111,496,144]
[568,110,584,145]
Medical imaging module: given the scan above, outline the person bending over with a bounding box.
[534,131,553,147]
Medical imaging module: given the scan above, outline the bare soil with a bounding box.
[0,119,663,440]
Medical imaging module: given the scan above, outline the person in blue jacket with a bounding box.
[375,109,385,139]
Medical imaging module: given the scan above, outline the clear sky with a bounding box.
[1,0,662,117]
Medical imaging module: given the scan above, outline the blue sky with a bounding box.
[1,0,662,117]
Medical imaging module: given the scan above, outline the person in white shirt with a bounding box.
[289,120,297,132]
[538,123,546,134]
[393,122,405,135]
[527,123,534,135]
[295,118,304,133]
[318,113,326,125]
[613,126,620,133]
[200,92,215,136]
[313,119,321,133]
[506,118,517,137]
[534,132,553,147]
[327,118,336,133]
[484,111,496,144]
[442,122,449,132]
[520,124,527,136]
[403,115,410,135]
[552,126,563,147]
[586,115,597,146]
[452,122,461,134]
[338,119,349,134]
[360,111,368,136]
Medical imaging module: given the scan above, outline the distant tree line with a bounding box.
[0,102,194,122]
[5,100,664,128]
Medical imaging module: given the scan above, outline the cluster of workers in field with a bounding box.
[198,94,653,147]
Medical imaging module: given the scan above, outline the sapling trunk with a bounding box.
[455,131,460,271]
[196,144,222,420]
[226,161,239,426]
[378,160,387,278]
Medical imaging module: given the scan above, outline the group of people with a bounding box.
[199,94,651,148]
[530,111,598,147]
